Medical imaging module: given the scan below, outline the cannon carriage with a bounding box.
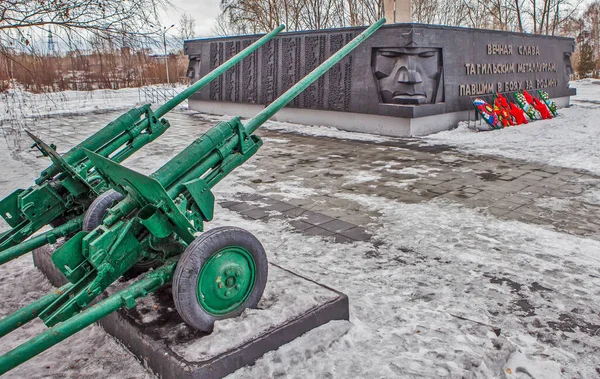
[0,18,385,374]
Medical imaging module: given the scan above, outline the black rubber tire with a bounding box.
[82,190,124,231]
[172,226,268,332]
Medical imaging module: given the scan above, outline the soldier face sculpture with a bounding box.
[373,47,442,105]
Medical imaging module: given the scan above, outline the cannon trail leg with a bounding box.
[0,261,176,375]
[0,217,82,266]
[0,284,73,338]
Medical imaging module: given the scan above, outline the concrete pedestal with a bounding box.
[188,98,570,137]
[189,99,473,137]
[32,245,349,379]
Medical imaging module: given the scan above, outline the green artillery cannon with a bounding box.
[0,25,284,267]
[0,18,385,374]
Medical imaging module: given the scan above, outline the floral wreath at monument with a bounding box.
[472,88,557,131]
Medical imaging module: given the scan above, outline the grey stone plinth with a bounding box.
[32,245,349,379]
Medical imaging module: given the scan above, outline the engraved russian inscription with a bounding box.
[241,39,258,103]
[186,24,574,118]
[209,42,223,101]
[459,44,565,96]
[260,39,279,104]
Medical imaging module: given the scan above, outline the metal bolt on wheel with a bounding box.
[197,246,256,315]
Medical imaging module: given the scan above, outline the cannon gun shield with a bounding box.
[84,149,196,243]
[0,189,25,228]
[26,131,97,194]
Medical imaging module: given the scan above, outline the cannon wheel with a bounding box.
[82,190,124,231]
[172,226,268,332]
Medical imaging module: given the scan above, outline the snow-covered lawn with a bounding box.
[0,87,141,121]
[0,255,154,379]
[0,85,186,122]
[570,79,600,104]
[424,80,600,176]
[2,158,599,378]
[210,173,600,379]
[0,82,598,378]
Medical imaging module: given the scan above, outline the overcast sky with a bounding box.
[162,0,221,38]
[161,0,595,40]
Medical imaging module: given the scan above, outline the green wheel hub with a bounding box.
[197,246,256,315]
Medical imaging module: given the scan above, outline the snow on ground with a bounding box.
[0,86,599,378]
[0,88,141,121]
[423,80,600,175]
[208,172,600,379]
[343,171,383,186]
[2,147,598,378]
[0,254,154,379]
[260,119,394,143]
[570,79,600,104]
[0,85,187,123]
[0,85,188,154]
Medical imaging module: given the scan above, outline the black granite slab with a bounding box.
[185,23,575,119]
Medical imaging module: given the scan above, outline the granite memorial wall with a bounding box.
[184,23,575,135]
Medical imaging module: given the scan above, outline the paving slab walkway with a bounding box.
[7,109,600,243]
[3,108,600,378]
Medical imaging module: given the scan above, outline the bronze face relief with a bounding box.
[372,47,443,105]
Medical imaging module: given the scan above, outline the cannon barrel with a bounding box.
[152,18,386,196]
[0,19,386,375]
[36,107,147,184]
[244,18,385,135]
[79,24,285,185]
[35,24,284,184]
[0,25,285,255]
[154,24,285,119]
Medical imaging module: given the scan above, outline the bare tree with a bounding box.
[179,13,196,41]
[583,1,600,56]
[525,0,582,35]
[220,0,281,33]
[412,0,439,24]
[211,13,251,36]
[0,0,170,52]
[216,0,383,34]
